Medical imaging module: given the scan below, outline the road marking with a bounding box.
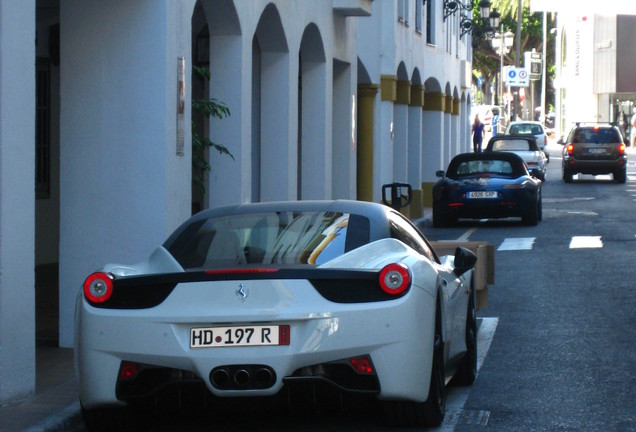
[543,197,594,203]
[569,236,603,249]
[497,237,536,251]
[456,228,477,242]
[437,317,499,432]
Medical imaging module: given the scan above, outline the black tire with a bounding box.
[432,205,447,228]
[81,404,148,432]
[563,168,573,183]
[384,300,446,428]
[433,204,457,228]
[615,168,627,184]
[522,199,539,226]
[453,284,477,386]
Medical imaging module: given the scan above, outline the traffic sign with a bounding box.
[524,51,542,80]
[504,67,530,87]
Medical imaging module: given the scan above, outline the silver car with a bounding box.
[506,121,548,153]
[485,135,548,181]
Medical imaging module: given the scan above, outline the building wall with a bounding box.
[58,0,195,347]
[357,0,472,204]
[0,0,473,404]
[0,0,36,404]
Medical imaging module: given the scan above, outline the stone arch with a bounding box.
[298,22,327,199]
[193,0,243,209]
[252,3,290,202]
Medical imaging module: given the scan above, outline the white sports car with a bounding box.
[75,200,478,430]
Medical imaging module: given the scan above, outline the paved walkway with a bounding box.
[0,343,81,431]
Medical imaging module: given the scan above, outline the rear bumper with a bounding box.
[563,156,626,175]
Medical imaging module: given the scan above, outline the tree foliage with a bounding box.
[192,65,233,201]
[471,0,556,108]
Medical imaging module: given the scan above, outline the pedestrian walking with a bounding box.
[472,114,486,153]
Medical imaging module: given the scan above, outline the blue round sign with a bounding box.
[508,70,517,78]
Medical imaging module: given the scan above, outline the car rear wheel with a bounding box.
[522,199,539,226]
[453,284,477,386]
[81,404,148,432]
[562,168,573,183]
[432,205,448,228]
[614,167,627,184]
[384,299,446,427]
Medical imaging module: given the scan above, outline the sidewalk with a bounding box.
[0,343,82,432]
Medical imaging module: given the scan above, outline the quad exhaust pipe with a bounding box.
[210,365,276,390]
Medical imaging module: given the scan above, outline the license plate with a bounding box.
[467,191,498,199]
[190,325,290,348]
[588,148,606,154]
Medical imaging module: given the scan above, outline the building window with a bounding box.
[415,0,422,32]
[36,58,51,200]
[426,0,434,44]
[398,0,409,25]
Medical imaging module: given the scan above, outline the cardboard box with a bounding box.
[430,241,494,310]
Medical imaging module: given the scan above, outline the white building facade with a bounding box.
[550,3,636,138]
[0,0,474,404]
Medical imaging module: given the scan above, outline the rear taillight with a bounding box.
[350,355,374,374]
[119,362,140,381]
[379,263,411,296]
[566,144,574,154]
[619,144,626,155]
[83,272,114,303]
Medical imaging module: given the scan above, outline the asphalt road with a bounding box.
[422,143,636,431]
[72,144,636,431]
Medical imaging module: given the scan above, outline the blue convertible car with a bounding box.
[433,152,542,226]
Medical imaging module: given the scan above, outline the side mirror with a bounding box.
[556,136,565,145]
[436,170,445,178]
[530,169,543,179]
[453,247,477,277]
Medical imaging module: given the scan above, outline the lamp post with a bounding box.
[491,27,514,114]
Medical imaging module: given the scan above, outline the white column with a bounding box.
[59,0,194,347]
[0,0,36,403]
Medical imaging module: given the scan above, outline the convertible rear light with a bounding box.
[350,356,374,374]
[379,263,411,296]
[83,272,114,303]
[503,184,525,189]
[119,362,140,381]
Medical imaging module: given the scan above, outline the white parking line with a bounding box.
[435,317,499,431]
[569,236,603,249]
[497,237,536,251]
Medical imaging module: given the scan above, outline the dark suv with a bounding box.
[560,123,627,183]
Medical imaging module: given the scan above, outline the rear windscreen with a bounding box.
[571,128,621,144]
[165,211,370,269]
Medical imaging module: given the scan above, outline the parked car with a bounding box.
[433,152,542,226]
[506,120,549,162]
[484,134,547,181]
[559,123,627,183]
[75,200,478,430]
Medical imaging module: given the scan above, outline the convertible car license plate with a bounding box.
[467,191,498,199]
[190,325,290,348]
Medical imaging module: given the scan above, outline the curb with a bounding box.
[22,402,82,432]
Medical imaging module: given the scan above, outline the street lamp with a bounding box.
[491,24,514,119]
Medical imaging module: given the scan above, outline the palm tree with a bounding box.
[472,0,554,118]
